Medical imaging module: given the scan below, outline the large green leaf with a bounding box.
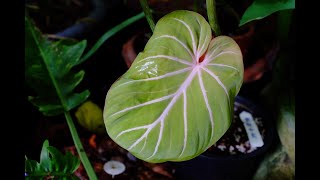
[25,16,90,116]
[104,10,243,163]
[239,0,295,26]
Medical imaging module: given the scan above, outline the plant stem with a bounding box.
[193,0,199,12]
[81,12,145,62]
[206,0,221,36]
[64,112,98,180]
[277,10,294,44]
[139,0,155,32]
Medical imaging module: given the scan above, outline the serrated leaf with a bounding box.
[47,146,65,172]
[25,16,90,116]
[64,151,81,173]
[25,140,80,179]
[25,159,42,173]
[104,10,243,163]
[239,0,295,26]
[46,146,80,174]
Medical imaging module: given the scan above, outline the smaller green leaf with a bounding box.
[60,71,86,95]
[47,146,65,172]
[40,140,51,171]
[239,0,295,26]
[65,91,91,111]
[64,151,81,173]
[28,96,64,116]
[71,176,80,180]
[25,159,40,173]
[25,140,80,179]
[53,40,87,67]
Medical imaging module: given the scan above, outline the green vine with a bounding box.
[139,0,155,32]
[65,112,98,180]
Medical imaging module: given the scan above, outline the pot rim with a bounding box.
[200,95,276,161]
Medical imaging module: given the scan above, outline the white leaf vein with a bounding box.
[198,70,214,141]
[110,93,175,118]
[207,63,239,72]
[115,67,192,88]
[179,90,188,157]
[207,51,240,64]
[116,67,199,157]
[155,35,195,60]
[139,55,193,66]
[201,67,229,101]
[172,18,197,57]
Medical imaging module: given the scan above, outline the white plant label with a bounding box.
[239,111,264,148]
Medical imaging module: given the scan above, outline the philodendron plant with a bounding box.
[104,10,244,163]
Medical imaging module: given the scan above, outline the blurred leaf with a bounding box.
[253,145,294,180]
[75,100,106,134]
[25,16,90,116]
[277,88,295,164]
[240,0,295,26]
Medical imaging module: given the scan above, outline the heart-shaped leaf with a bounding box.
[104,10,243,163]
[25,140,80,179]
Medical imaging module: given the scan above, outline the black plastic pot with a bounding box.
[55,0,107,39]
[172,96,276,180]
